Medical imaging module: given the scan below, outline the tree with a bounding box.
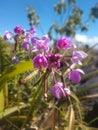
[47,0,98,38]
[27,5,40,27]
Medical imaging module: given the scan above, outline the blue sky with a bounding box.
[0,0,98,45]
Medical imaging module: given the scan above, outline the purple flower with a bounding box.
[50,82,71,99]
[14,25,24,34]
[22,41,29,51]
[33,54,48,70]
[31,35,50,52]
[3,31,13,40]
[31,37,39,45]
[29,26,36,34]
[24,32,32,42]
[12,56,19,63]
[68,69,85,83]
[56,36,71,50]
[71,50,88,65]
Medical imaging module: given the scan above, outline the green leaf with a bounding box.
[76,84,98,95]
[81,70,98,81]
[68,105,75,130]
[71,92,80,103]
[0,60,34,91]
[0,84,8,113]
[71,92,83,121]
[0,103,30,119]
[0,89,5,112]
[78,123,98,130]
[88,117,98,125]
[80,93,98,100]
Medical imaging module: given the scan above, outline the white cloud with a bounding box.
[75,34,88,43]
[74,34,98,47]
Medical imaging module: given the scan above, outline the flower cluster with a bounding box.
[4,25,88,100]
[4,25,36,62]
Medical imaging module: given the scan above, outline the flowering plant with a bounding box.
[4,25,87,100]
[3,25,88,129]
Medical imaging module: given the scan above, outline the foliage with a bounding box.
[0,37,12,74]
[0,1,98,130]
[90,3,98,20]
[27,6,40,27]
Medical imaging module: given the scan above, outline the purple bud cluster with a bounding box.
[4,25,88,100]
